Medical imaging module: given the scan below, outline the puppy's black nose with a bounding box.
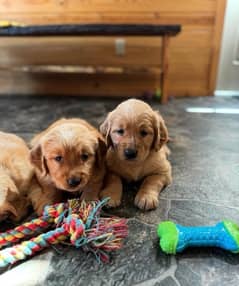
[67,177,81,188]
[124,148,138,160]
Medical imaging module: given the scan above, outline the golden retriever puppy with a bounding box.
[100,99,172,210]
[30,118,106,214]
[0,131,41,221]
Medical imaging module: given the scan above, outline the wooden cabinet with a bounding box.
[0,0,226,97]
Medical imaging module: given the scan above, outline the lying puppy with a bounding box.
[100,99,172,210]
[30,118,106,214]
[0,131,41,221]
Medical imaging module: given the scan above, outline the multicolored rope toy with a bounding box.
[0,198,128,267]
[157,220,239,254]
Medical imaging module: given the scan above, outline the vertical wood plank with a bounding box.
[161,35,170,103]
[208,0,227,95]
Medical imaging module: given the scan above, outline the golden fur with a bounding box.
[0,132,42,221]
[30,118,106,214]
[100,99,172,210]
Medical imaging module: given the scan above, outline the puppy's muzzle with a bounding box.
[67,177,81,188]
[124,148,138,160]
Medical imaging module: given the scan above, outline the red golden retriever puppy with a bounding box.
[100,99,172,210]
[0,131,42,221]
[30,118,106,214]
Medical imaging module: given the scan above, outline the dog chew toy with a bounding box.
[157,220,239,254]
[0,198,128,267]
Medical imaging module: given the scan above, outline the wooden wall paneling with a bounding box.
[168,25,213,96]
[208,0,227,95]
[0,0,217,14]
[0,12,215,26]
[161,35,169,103]
[0,37,162,67]
[65,0,217,13]
[0,0,65,13]
[0,70,156,96]
[0,0,226,97]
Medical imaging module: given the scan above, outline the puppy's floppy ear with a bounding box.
[30,143,48,176]
[95,134,107,168]
[99,112,113,147]
[152,111,169,151]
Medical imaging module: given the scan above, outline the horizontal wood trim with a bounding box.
[0,13,214,26]
[1,65,162,75]
[0,0,217,13]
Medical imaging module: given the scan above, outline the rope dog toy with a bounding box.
[0,198,128,267]
[157,220,239,254]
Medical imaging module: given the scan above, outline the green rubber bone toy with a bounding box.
[157,220,239,254]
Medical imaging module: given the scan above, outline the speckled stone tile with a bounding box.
[0,95,239,286]
[42,220,173,286]
[168,200,239,225]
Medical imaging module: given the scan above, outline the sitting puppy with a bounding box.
[0,131,41,221]
[100,99,172,210]
[30,118,106,214]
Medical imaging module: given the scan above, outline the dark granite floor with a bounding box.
[0,95,239,286]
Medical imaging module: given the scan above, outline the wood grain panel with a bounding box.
[0,0,65,13]
[208,0,226,94]
[169,26,212,83]
[0,13,214,26]
[170,81,209,97]
[66,0,217,13]
[0,70,157,96]
[0,37,162,66]
[0,0,226,97]
[0,27,215,96]
[168,25,212,96]
[0,70,209,97]
[0,0,217,13]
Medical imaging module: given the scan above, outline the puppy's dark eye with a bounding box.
[81,154,89,161]
[140,130,148,137]
[55,156,63,162]
[116,129,124,135]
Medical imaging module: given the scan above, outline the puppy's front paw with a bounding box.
[107,197,121,208]
[0,201,18,221]
[100,189,121,208]
[134,191,159,210]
